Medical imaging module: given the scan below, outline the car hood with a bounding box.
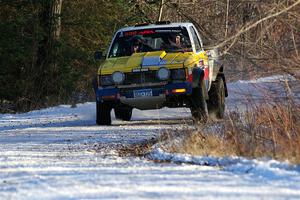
[99,51,195,75]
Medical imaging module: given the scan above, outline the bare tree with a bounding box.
[53,0,63,39]
[157,0,165,21]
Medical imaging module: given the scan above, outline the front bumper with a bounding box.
[96,82,193,107]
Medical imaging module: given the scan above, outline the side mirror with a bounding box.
[206,50,211,57]
[94,50,103,61]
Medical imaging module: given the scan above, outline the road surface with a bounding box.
[1,75,300,200]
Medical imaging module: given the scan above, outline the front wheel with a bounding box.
[208,77,225,119]
[114,106,132,121]
[190,81,209,123]
[96,101,112,125]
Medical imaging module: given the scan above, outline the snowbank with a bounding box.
[148,146,300,180]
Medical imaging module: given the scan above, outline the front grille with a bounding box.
[99,75,113,86]
[124,70,161,85]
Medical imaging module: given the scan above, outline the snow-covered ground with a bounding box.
[227,74,300,110]
[1,75,300,200]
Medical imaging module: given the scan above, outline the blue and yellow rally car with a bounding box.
[93,22,228,125]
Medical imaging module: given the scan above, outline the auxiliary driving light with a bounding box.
[112,71,125,84]
[157,67,170,81]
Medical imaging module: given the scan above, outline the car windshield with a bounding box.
[108,27,192,58]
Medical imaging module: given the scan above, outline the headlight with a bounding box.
[171,69,186,80]
[157,67,170,81]
[99,75,113,86]
[112,71,125,84]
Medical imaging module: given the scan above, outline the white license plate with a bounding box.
[134,89,153,98]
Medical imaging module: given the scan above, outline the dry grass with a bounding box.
[159,102,300,164]
[117,138,158,157]
[86,138,157,157]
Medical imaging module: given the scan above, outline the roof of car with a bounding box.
[117,22,194,32]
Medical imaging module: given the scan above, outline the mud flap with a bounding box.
[192,68,208,100]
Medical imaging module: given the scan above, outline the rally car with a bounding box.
[93,21,228,125]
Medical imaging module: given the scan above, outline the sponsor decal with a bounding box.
[155,30,181,33]
[124,31,138,37]
[124,30,154,37]
[204,66,210,91]
[142,57,167,67]
[123,29,181,37]
[138,30,155,35]
[204,66,209,80]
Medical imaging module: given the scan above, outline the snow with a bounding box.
[237,74,296,83]
[149,146,300,180]
[226,74,300,110]
[1,75,300,199]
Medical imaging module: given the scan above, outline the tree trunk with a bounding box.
[53,0,63,39]
[33,0,63,108]
[225,0,230,38]
[158,0,164,21]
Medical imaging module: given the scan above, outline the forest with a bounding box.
[1,0,299,112]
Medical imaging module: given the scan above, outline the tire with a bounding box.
[96,101,112,125]
[114,106,132,121]
[190,81,209,123]
[208,77,225,119]
[114,108,122,120]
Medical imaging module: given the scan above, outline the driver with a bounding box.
[133,41,141,53]
[129,35,152,54]
[175,35,181,47]
[165,34,183,49]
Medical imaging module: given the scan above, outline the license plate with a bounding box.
[134,89,153,98]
